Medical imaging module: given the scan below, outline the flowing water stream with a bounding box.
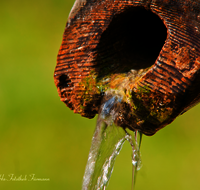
[82,95,142,190]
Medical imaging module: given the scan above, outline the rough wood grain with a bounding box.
[54,0,200,135]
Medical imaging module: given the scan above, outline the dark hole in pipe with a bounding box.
[95,6,167,79]
[58,74,72,89]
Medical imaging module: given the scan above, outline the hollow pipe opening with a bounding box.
[96,6,167,79]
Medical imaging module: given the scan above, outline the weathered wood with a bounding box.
[54,0,200,135]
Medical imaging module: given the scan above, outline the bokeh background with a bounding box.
[1,0,200,189]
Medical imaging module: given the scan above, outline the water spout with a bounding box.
[82,115,127,190]
[82,96,142,190]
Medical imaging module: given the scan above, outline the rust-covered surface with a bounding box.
[54,0,200,135]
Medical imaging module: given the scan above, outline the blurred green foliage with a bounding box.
[1,0,200,189]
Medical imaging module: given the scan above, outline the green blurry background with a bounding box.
[1,0,200,189]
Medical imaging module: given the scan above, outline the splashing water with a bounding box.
[82,95,142,190]
[126,130,142,190]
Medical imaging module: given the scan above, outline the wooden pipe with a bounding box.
[54,0,200,136]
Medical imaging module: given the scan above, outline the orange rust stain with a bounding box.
[175,47,191,70]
